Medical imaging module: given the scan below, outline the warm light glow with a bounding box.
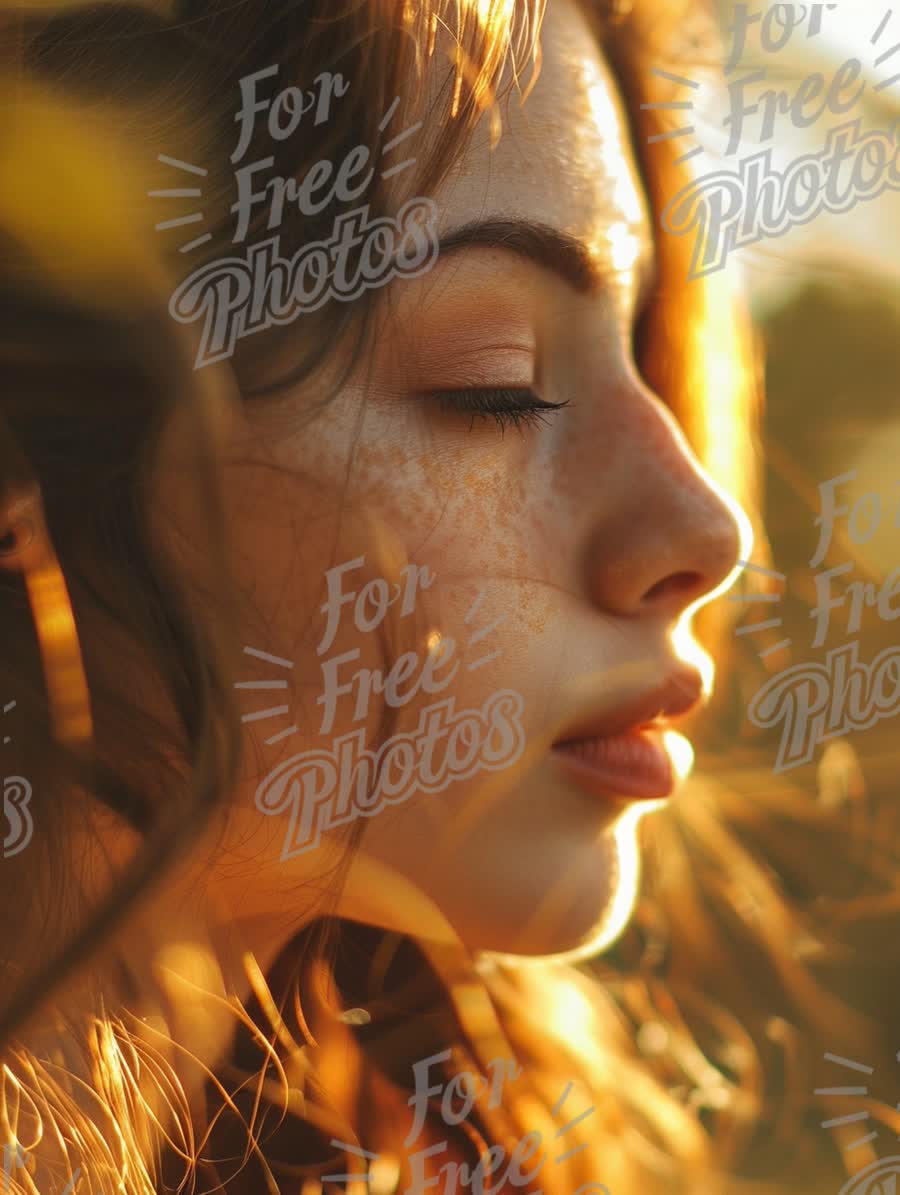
[580,62,649,297]
[585,78,644,225]
[474,0,514,28]
[369,1155,402,1195]
[604,802,651,935]
[608,220,641,273]
[545,975,595,1043]
[663,729,695,781]
[672,614,714,696]
[672,485,754,698]
[693,269,758,511]
[22,520,93,748]
[426,629,443,653]
[548,804,651,963]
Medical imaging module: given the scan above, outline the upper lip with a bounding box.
[552,668,705,745]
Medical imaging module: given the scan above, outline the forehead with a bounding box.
[424,0,653,296]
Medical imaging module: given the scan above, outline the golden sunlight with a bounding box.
[426,629,444,653]
[585,78,644,226]
[608,220,642,274]
[546,975,595,1043]
[474,0,515,28]
[663,729,695,781]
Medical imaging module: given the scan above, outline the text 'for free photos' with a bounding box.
[151,63,440,367]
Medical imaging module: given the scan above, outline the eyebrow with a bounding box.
[436,217,654,305]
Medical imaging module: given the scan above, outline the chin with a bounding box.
[450,808,647,962]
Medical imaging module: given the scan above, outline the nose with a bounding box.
[581,390,744,621]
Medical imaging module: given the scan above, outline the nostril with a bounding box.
[643,571,704,605]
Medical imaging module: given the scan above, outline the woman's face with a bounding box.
[158,0,745,963]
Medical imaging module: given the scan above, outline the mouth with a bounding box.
[550,670,703,802]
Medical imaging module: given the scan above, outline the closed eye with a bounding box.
[423,387,570,434]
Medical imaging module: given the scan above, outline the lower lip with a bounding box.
[551,727,675,801]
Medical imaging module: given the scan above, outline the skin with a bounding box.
[149,0,745,978]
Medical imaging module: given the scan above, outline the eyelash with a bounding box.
[427,387,570,434]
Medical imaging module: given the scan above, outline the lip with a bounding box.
[552,726,675,800]
[550,670,703,803]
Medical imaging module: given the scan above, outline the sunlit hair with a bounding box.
[1,2,896,1194]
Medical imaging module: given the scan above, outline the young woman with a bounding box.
[1,1,893,1193]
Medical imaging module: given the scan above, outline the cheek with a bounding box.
[222,466,533,866]
[339,413,568,594]
[217,403,569,850]
[221,462,399,767]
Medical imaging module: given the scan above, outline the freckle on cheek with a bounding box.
[463,470,489,496]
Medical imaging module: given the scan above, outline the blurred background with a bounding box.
[700,0,900,799]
